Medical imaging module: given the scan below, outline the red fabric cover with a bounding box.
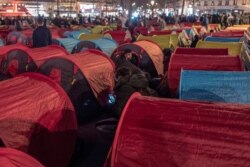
[112,94,250,167]
[43,49,115,105]
[0,73,77,167]
[211,32,244,37]
[105,30,126,44]
[168,54,243,95]
[134,27,148,36]
[0,148,44,167]
[174,48,229,55]
[182,22,201,27]
[0,44,28,64]
[3,45,68,77]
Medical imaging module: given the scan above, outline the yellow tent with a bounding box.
[196,41,242,57]
[137,34,179,49]
[91,26,112,34]
[78,33,104,40]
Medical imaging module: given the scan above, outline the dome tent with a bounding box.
[52,38,81,53]
[179,70,250,104]
[111,40,164,78]
[196,41,242,57]
[110,94,250,167]
[38,50,115,123]
[0,45,68,78]
[73,38,118,56]
[168,54,244,96]
[0,73,77,167]
[204,36,242,42]
[174,48,229,55]
[0,148,44,167]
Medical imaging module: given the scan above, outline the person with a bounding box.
[14,16,23,31]
[32,17,52,48]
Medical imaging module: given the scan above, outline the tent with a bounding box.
[196,41,242,57]
[79,33,104,40]
[52,38,81,53]
[0,73,77,167]
[180,70,250,104]
[133,26,148,36]
[174,48,229,55]
[211,32,244,38]
[0,37,4,46]
[104,30,127,45]
[168,54,243,96]
[64,29,91,39]
[6,31,29,45]
[0,44,28,64]
[0,148,44,167]
[149,29,182,36]
[91,26,111,34]
[208,24,221,31]
[0,45,68,78]
[38,50,115,123]
[110,93,250,167]
[73,38,118,56]
[137,34,179,49]
[204,36,241,42]
[112,40,164,77]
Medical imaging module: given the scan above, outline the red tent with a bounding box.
[134,26,148,36]
[104,30,128,45]
[0,44,28,64]
[174,48,229,55]
[0,73,77,167]
[0,148,44,167]
[112,40,164,77]
[38,50,115,123]
[1,45,68,78]
[111,93,250,167]
[168,54,244,96]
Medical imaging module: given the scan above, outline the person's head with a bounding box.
[37,17,44,26]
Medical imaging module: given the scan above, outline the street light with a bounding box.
[151,0,155,6]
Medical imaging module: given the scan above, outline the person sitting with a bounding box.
[32,17,52,48]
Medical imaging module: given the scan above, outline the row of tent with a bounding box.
[1,24,250,166]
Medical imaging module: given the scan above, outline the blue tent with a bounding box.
[0,38,4,46]
[205,36,241,42]
[73,38,118,56]
[53,38,80,53]
[179,70,250,104]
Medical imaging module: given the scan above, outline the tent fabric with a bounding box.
[174,48,229,55]
[0,37,4,46]
[0,148,44,167]
[0,44,28,64]
[168,54,243,95]
[149,29,182,36]
[204,36,241,42]
[112,40,164,77]
[211,32,244,38]
[196,41,242,57]
[111,93,250,167]
[53,38,80,53]
[0,73,77,167]
[6,31,28,45]
[38,50,115,122]
[67,29,91,39]
[104,30,126,44]
[71,38,118,56]
[180,70,250,104]
[1,45,68,77]
[137,34,170,49]
[79,33,104,40]
[137,34,179,49]
[133,26,148,36]
[91,26,111,34]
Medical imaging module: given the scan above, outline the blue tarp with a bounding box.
[205,36,241,42]
[56,38,79,53]
[90,38,118,56]
[179,70,250,104]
